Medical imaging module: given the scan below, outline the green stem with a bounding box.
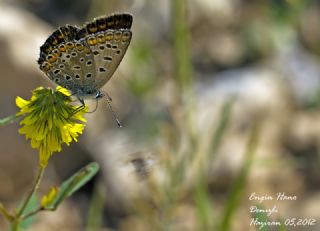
[0,202,14,221]
[20,207,44,220]
[11,220,20,231]
[11,166,45,230]
[171,0,195,142]
[218,122,261,231]
[21,206,57,221]
[0,114,22,127]
[18,167,45,216]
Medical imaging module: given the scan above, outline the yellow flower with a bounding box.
[41,186,59,208]
[16,87,87,167]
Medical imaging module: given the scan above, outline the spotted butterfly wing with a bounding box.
[38,14,132,101]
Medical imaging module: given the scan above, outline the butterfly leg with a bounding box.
[76,98,86,112]
[68,98,86,119]
[85,98,99,114]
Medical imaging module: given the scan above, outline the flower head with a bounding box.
[16,87,87,167]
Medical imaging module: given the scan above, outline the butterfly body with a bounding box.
[38,14,132,102]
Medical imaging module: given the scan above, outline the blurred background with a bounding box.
[0,0,320,230]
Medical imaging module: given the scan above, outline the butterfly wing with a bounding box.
[38,13,132,97]
[78,14,132,89]
[38,27,96,95]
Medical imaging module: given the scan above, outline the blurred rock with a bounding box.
[29,202,82,231]
[300,5,320,55]
[272,47,320,104]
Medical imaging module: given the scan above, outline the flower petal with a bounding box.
[16,87,87,167]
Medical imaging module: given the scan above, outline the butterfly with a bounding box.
[38,13,133,126]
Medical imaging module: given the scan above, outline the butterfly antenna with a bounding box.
[105,96,122,128]
[103,91,113,102]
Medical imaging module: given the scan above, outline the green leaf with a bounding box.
[44,162,99,210]
[19,194,38,230]
[218,123,261,231]
[195,176,214,231]
[277,217,288,231]
[210,99,234,156]
[85,180,106,231]
[251,205,270,231]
